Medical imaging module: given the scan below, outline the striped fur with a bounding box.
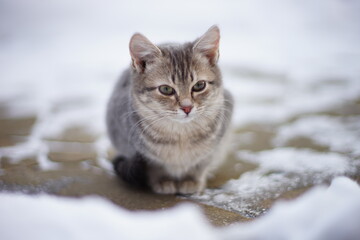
[106,26,233,194]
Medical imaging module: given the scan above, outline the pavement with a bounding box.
[0,108,324,226]
[1,97,360,226]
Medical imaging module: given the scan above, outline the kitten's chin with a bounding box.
[172,115,195,123]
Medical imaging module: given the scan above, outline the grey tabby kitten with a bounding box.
[106,25,233,194]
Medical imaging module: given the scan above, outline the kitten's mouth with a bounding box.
[172,114,195,123]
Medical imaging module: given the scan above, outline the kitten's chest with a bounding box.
[148,139,213,177]
[141,123,217,166]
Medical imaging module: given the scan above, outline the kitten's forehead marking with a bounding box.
[162,45,193,85]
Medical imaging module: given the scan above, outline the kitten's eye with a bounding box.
[192,80,206,92]
[159,85,175,96]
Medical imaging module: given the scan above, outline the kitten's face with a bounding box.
[130,26,223,123]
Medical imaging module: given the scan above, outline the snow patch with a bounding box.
[194,148,356,216]
[274,116,360,157]
[237,148,353,175]
[1,177,360,240]
[223,177,360,240]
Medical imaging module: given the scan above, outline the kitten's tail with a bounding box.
[113,155,148,188]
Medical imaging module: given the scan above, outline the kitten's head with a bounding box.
[129,25,223,123]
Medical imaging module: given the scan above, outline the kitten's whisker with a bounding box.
[129,111,173,138]
[127,113,165,143]
[139,115,172,141]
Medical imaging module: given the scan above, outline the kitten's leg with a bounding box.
[119,157,209,195]
[177,165,209,195]
[147,163,177,194]
[147,162,209,195]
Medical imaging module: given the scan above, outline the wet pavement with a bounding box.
[0,112,248,226]
[2,97,358,226]
[0,152,285,226]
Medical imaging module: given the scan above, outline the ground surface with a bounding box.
[1,99,359,226]
[1,0,360,227]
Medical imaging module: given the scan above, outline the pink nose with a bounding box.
[181,106,193,114]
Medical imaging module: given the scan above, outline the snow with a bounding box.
[194,148,357,216]
[0,0,359,161]
[223,177,360,240]
[1,0,360,234]
[0,177,360,240]
[237,148,354,175]
[274,116,360,156]
[0,194,216,240]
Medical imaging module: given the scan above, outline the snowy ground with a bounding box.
[1,0,360,236]
[1,177,360,240]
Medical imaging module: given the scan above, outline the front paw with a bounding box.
[151,180,177,194]
[178,179,203,195]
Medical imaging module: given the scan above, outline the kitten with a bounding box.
[106,25,233,194]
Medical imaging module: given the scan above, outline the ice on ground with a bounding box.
[194,148,357,217]
[1,177,360,240]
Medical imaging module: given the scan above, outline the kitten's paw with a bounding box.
[152,180,177,194]
[178,180,200,195]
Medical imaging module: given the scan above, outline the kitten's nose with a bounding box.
[180,99,193,115]
[181,106,193,114]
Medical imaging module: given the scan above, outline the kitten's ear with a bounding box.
[129,33,162,72]
[193,25,220,65]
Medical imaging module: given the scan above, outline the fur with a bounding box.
[106,25,233,194]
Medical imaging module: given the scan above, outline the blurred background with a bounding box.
[0,0,360,220]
